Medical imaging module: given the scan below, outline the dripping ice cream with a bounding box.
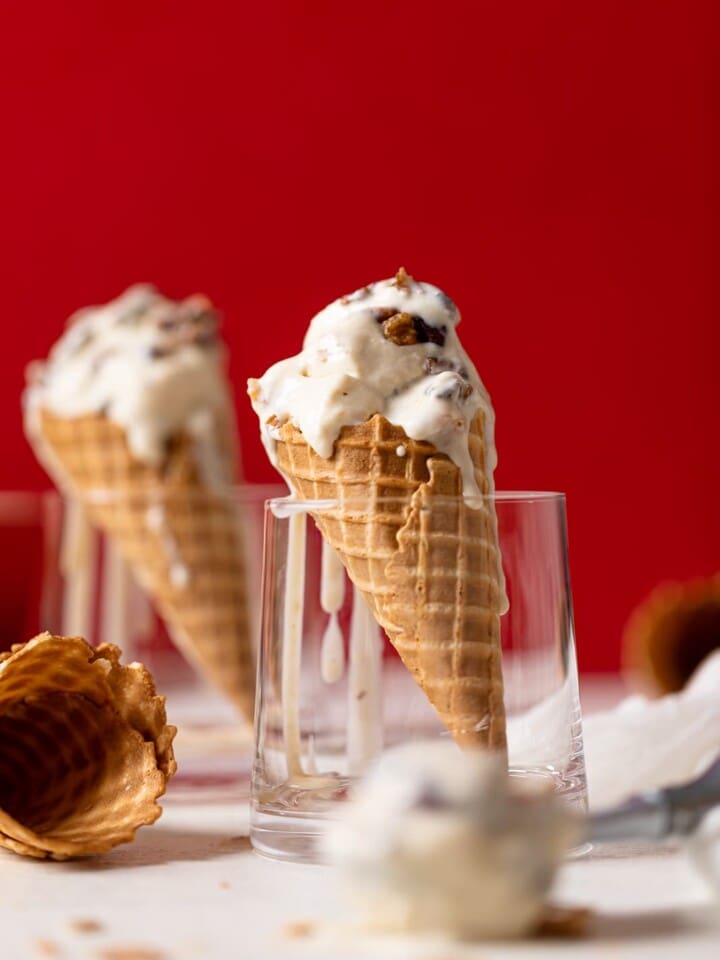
[24,285,256,720]
[249,269,508,749]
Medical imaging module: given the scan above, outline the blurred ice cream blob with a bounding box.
[322,741,579,939]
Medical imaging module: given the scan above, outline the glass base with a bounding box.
[251,813,328,863]
[251,761,587,864]
[251,774,352,862]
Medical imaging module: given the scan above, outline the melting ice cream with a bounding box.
[25,284,234,471]
[323,741,577,939]
[248,268,497,497]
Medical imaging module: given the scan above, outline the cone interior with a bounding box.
[0,634,176,858]
[0,695,149,836]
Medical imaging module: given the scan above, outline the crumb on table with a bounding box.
[70,918,103,934]
[536,905,593,938]
[33,940,61,958]
[95,948,167,960]
[282,919,316,939]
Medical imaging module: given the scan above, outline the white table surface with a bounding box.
[2,677,719,960]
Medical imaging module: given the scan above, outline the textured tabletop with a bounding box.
[2,677,719,960]
[2,778,719,960]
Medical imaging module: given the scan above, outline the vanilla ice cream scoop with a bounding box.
[322,741,578,939]
[25,284,234,471]
[248,268,496,497]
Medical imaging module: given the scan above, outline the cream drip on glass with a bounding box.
[248,269,497,498]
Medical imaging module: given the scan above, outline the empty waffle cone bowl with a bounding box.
[0,632,176,860]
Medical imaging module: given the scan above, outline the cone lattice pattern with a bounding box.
[34,410,255,721]
[274,413,506,748]
[0,633,176,860]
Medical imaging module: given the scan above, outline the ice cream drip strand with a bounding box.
[320,541,346,683]
[346,587,384,776]
[60,498,97,639]
[282,512,306,779]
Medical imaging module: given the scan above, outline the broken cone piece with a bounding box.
[0,633,176,860]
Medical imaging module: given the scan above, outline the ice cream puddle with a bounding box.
[323,741,579,940]
[248,268,498,500]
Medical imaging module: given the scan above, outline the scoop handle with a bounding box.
[588,756,720,844]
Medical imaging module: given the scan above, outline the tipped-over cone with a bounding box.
[274,412,506,748]
[32,409,255,721]
[0,632,176,860]
[623,576,720,693]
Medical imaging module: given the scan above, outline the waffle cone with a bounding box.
[0,632,176,860]
[274,413,506,748]
[31,409,255,721]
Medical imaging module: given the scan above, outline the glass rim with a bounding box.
[81,482,288,506]
[0,483,288,510]
[266,490,566,513]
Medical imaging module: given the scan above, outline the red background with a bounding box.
[0,1,717,670]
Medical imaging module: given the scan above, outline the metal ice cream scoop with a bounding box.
[588,755,720,844]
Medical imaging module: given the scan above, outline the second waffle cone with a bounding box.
[275,412,506,748]
[35,409,255,721]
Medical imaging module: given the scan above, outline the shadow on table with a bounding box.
[60,828,253,872]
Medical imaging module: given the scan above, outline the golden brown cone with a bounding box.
[0,632,176,860]
[623,575,720,693]
[274,412,506,748]
[32,409,255,721]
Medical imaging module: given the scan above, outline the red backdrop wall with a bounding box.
[0,1,717,670]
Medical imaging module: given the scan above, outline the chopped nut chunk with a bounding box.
[70,918,103,934]
[382,312,418,345]
[392,266,413,289]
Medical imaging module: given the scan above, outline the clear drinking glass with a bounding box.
[251,492,587,862]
